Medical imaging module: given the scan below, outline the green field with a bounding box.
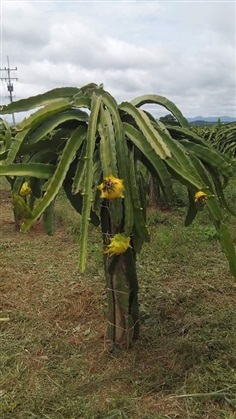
[1,179,236,419]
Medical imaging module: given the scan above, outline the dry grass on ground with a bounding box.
[1,185,236,418]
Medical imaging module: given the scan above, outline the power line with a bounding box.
[0,56,18,125]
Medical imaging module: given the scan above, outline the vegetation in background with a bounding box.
[190,122,236,158]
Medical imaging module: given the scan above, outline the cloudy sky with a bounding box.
[0,0,235,121]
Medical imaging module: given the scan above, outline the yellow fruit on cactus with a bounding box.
[103,234,131,256]
[19,182,32,197]
[194,191,207,204]
[97,174,124,200]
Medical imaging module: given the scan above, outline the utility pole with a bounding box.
[0,56,18,125]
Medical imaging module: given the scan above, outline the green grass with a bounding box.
[1,179,236,418]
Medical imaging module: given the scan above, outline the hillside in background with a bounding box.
[188,116,236,125]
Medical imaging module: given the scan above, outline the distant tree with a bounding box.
[159,113,178,126]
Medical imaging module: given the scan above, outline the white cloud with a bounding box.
[1,0,235,119]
